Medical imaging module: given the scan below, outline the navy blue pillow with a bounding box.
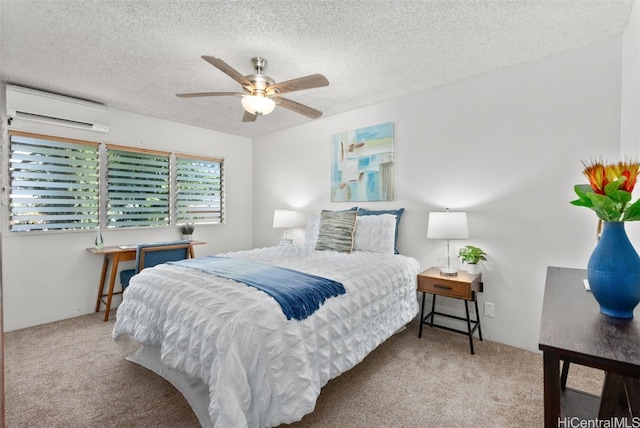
[357,208,405,254]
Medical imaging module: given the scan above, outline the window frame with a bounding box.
[6,131,225,233]
[105,144,171,229]
[8,131,100,232]
[175,152,224,225]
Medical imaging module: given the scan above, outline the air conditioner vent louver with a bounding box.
[6,85,110,132]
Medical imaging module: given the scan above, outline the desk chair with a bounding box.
[120,240,191,290]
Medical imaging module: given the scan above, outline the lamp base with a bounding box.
[437,241,460,276]
[438,268,459,276]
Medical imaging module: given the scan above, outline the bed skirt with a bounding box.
[126,324,410,427]
[126,345,213,428]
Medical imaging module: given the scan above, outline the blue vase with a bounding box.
[587,221,640,319]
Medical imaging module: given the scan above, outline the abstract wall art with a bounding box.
[331,122,394,202]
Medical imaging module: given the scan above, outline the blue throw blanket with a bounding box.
[169,256,346,321]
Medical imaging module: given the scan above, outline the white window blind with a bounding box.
[9,131,99,231]
[176,154,223,224]
[107,146,170,228]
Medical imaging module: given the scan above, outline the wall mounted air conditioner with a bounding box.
[6,84,110,132]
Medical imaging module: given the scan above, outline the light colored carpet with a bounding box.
[5,311,604,427]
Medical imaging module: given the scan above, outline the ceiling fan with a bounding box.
[176,56,329,123]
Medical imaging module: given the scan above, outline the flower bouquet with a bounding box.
[571,158,640,222]
[571,158,640,319]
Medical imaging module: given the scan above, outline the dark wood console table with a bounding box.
[539,266,640,427]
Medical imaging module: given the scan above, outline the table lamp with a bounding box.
[273,209,298,244]
[427,210,469,276]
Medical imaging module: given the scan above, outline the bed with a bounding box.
[113,209,420,428]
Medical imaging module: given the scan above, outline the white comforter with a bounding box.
[113,245,420,428]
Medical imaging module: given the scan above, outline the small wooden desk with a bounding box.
[539,266,640,427]
[87,241,204,322]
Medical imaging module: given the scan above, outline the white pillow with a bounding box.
[353,213,396,254]
[304,215,321,248]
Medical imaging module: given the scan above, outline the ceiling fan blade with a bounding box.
[242,111,257,122]
[267,74,329,95]
[202,56,254,90]
[176,92,242,98]
[274,96,323,119]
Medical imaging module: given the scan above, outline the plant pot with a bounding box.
[182,234,192,241]
[466,264,480,275]
[587,221,640,319]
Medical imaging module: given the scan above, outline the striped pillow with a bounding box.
[315,210,358,253]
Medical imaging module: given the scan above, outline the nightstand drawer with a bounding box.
[418,276,471,299]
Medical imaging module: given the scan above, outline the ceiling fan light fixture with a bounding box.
[177,56,328,121]
[241,95,276,116]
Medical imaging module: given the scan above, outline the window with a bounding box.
[7,132,225,232]
[106,146,170,228]
[9,131,99,231]
[176,154,223,224]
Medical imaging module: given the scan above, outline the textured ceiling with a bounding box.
[0,0,635,138]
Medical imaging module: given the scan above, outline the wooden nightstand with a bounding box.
[417,267,484,354]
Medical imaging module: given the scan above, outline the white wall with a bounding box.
[253,39,623,352]
[620,1,640,249]
[1,102,253,331]
[622,0,640,157]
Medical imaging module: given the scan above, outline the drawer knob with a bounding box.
[434,284,452,290]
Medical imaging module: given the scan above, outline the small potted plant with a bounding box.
[179,223,195,240]
[458,245,487,275]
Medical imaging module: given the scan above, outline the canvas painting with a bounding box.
[331,122,394,202]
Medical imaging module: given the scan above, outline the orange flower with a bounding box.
[573,158,640,222]
[582,159,640,194]
[615,161,639,192]
[583,161,607,194]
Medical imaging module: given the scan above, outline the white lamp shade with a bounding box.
[273,210,298,228]
[427,211,469,240]
[241,95,276,116]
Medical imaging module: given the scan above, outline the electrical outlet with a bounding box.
[484,302,495,318]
